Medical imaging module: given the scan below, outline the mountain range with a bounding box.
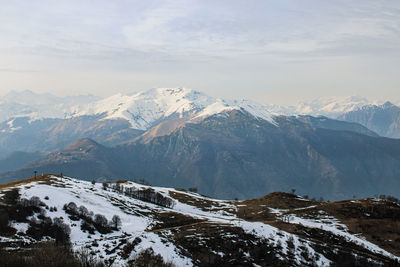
[1,88,400,201]
[1,89,398,157]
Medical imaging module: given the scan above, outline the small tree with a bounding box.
[138,179,150,186]
[3,188,20,205]
[111,215,122,230]
[64,202,78,215]
[0,210,9,231]
[102,182,108,190]
[53,217,71,245]
[29,196,42,207]
[94,214,108,228]
[188,187,198,193]
[78,205,89,218]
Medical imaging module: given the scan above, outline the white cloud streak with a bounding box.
[0,0,399,103]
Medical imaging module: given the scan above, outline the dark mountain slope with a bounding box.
[296,115,378,137]
[114,113,399,200]
[3,111,400,200]
[0,115,143,156]
[0,151,46,173]
[1,139,120,181]
[338,101,400,138]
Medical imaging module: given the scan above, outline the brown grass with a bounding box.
[235,192,319,221]
[0,174,57,190]
[285,198,400,256]
[168,191,229,212]
[320,199,400,256]
[148,211,205,231]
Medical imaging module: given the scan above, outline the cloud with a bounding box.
[0,0,400,103]
[0,68,38,73]
[122,1,193,52]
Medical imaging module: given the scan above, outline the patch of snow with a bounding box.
[1,176,397,266]
[11,222,30,233]
[284,212,400,261]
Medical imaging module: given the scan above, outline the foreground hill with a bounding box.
[4,110,399,201]
[0,175,399,266]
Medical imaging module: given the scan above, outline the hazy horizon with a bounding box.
[1,87,398,107]
[1,0,399,105]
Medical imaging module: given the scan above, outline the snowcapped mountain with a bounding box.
[338,101,400,138]
[1,89,396,126]
[0,175,399,266]
[270,96,378,118]
[70,88,275,131]
[0,90,100,122]
[0,88,398,174]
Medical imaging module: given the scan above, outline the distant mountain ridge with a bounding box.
[268,96,383,117]
[0,88,277,156]
[0,88,399,201]
[3,110,397,201]
[0,90,100,122]
[338,101,400,138]
[3,88,397,128]
[69,87,276,130]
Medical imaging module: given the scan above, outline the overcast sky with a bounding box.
[0,0,399,104]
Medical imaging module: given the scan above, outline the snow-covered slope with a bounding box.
[271,96,379,118]
[1,89,396,125]
[70,88,276,130]
[0,175,399,266]
[338,101,400,138]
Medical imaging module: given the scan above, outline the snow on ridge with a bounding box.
[193,98,277,125]
[0,91,100,123]
[265,96,385,118]
[71,88,276,130]
[0,89,396,126]
[70,88,217,130]
[284,96,381,118]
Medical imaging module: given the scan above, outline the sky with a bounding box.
[0,0,399,104]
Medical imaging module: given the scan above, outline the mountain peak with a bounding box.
[382,101,395,108]
[71,87,276,130]
[66,138,102,150]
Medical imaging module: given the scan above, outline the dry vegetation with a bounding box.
[1,175,400,266]
[168,190,234,214]
[148,211,205,232]
[158,222,291,267]
[0,174,56,190]
[300,199,400,256]
[234,192,319,222]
